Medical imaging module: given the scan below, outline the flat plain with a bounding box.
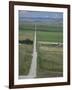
[19,22,63,78]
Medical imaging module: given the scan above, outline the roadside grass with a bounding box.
[37,44,63,78]
[19,30,34,75]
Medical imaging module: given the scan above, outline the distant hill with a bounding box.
[19,17,63,25]
[19,11,63,25]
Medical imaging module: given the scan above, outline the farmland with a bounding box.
[19,22,63,78]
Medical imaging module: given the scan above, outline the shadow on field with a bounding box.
[19,39,33,45]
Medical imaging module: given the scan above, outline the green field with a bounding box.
[19,23,63,42]
[37,31,63,42]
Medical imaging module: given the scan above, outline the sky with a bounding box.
[19,10,63,19]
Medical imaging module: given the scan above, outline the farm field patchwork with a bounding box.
[19,22,63,78]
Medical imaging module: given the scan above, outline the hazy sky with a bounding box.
[19,10,63,19]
